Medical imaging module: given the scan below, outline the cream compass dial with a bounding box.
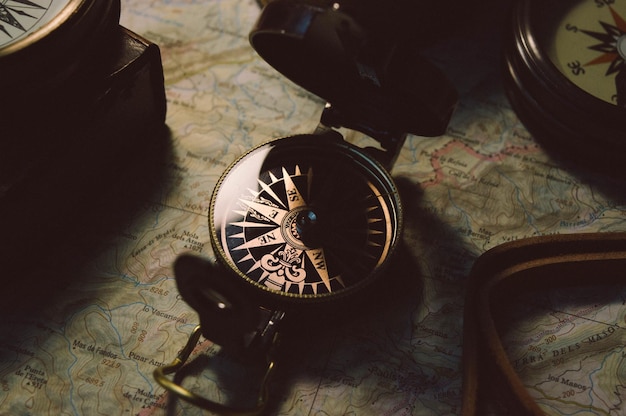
[0,0,71,49]
[503,0,626,174]
[550,0,626,105]
[210,134,402,301]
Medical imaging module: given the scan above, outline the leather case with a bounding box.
[461,232,626,415]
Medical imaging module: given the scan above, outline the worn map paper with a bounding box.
[1,0,626,415]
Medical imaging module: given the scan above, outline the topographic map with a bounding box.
[2,0,626,415]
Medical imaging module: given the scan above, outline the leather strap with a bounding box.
[461,232,626,415]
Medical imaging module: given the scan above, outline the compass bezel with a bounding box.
[208,133,403,309]
[2,0,77,54]
[0,0,119,55]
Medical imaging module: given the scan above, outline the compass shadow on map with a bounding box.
[252,176,474,414]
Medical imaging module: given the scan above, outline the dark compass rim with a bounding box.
[209,133,403,308]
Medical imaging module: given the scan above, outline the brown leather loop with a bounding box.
[462,232,626,415]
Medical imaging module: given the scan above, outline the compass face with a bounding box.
[210,135,402,302]
[0,0,72,49]
[548,0,626,105]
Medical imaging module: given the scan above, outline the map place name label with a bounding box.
[14,365,47,390]
[128,351,166,367]
[123,387,166,409]
[547,374,589,391]
[72,339,119,359]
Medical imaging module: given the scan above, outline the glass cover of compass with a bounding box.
[210,134,402,304]
[0,0,72,51]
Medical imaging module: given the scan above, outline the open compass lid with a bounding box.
[249,0,457,139]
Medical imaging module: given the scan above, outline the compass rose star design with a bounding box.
[228,165,340,295]
[582,6,626,76]
[223,161,391,297]
[0,0,46,41]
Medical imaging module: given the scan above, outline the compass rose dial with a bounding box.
[503,0,626,173]
[0,0,70,49]
[550,0,626,104]
[210,134,402,303]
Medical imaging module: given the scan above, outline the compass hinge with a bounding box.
[319,103,407,169]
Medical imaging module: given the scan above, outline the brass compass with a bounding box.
[504,0,626,172]
[212,132,401,304]
[156,0,457,413]
[550,0,626,105]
